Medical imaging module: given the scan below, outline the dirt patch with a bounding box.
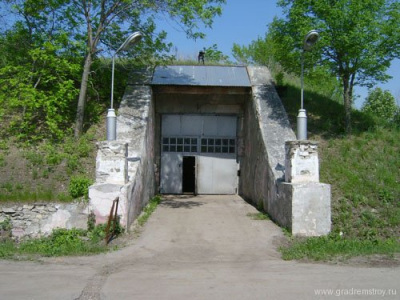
[340,254,400,268]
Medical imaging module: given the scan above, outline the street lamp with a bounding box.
[297,29,319,140]
[107,31,143,141]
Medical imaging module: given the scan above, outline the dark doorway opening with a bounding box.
[182,156,196,194]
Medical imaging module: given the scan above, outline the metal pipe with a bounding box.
[301,50,304,110]
[106,32,142,141]
[296,30,319,140]
[297,50,307,140]
[111,55,116,110]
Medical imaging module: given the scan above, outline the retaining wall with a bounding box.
[240,66,296,221]
[240,66,331,236]
[0,202,88,240]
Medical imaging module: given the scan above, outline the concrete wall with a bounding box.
[0,203,88,240]
[240,66,331,236]
[89,68,156,229]
[240,66,296,214]
[120,82,156,227]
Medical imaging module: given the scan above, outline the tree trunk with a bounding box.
[74,52,92,138]
[343,77,352,134]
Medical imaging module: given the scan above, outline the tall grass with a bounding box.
[0,185,72,202]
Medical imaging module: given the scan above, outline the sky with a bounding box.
[156,0,399,109]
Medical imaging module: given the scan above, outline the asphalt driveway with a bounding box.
[0,195,398,299]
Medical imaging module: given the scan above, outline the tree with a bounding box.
[267,0,400,133]
[232,30,342,103]
[232,32,278,70]
[202,44,231,64]
[69,0,226,137]
[3,0,226,137]
[362,88,398,125]
[0,40,80,140]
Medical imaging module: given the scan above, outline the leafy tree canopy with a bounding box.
[202,44,231,64]
[236,0,400,133]
[0,0,226,140]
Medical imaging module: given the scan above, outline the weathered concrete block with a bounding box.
[287,182,331,236]
[88,183,126,225]
[285,141,319,183]
[96,141,128,184]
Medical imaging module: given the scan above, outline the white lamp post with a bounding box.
[297,29,319,140]
[107,31,142,141]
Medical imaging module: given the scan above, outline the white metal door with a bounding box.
[160,153,182,194]
[161,114,238,195]
[197,155,238,194]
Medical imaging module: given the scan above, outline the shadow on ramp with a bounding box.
[161,195,205,209]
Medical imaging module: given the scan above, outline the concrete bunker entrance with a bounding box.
[88,65,330,236]
[152,65,251,196]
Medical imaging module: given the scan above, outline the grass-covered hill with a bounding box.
[0,125,103,203]
[277,81,400,261]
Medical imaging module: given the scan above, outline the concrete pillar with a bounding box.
[283,140,331,236]
[95,141,128,184]
[285,140,319,183]
[89,141,129,226]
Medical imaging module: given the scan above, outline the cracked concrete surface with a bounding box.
[0,195,399,300]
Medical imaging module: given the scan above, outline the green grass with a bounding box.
[0,226,113,259]
[0,130,97,203]
[0,184,73,202]
[136,195,162,227]
[0,196,157,259]
[276,72,400,261]
[280,236,400,261]
[247,212,270,220]
[316,128,400,241]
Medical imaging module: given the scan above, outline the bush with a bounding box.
[69,175,92,199]
[362,88,398,127]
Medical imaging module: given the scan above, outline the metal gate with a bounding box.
[160,115,238,194]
